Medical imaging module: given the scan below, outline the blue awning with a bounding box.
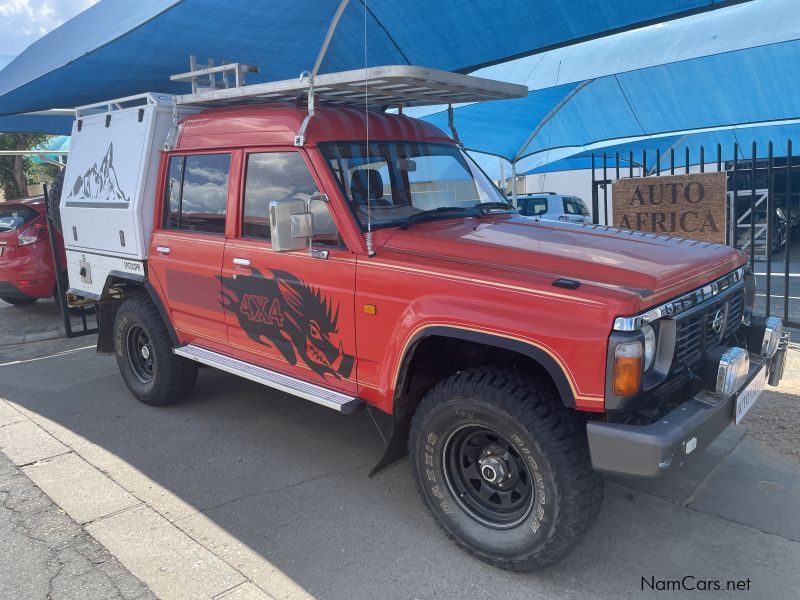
[418,0,800,177]
[0,0,747,116]
[0,113,73,135]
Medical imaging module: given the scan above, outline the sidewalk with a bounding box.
[0,451,155,599]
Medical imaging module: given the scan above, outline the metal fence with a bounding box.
[590,142,799,329]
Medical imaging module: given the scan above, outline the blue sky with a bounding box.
[0,0,98,56]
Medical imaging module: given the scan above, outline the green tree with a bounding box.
[0,133,59,200]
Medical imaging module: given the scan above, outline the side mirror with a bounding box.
[270,198,313,252]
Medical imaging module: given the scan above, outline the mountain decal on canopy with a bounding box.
[66,143,131,205]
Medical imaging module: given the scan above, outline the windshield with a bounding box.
[320,142,510,229]
[0,205,38,232]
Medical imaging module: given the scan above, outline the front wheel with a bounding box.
[409,367,604,571]
[114,295,197,406]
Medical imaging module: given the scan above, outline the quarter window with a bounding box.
[162,153,231,234]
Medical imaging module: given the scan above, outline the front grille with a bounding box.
[673,287,745,371]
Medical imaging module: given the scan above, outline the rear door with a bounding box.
[148,152,232,345]
[221,148,358,394]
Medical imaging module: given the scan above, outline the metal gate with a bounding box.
[590,142,798,329]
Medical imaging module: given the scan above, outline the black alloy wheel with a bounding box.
[126,324,155,384]
[443,425,534,529]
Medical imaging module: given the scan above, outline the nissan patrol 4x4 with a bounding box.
[55,65,789,571]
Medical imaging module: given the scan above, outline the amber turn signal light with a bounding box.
[613,341,642,396]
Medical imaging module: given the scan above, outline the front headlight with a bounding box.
[642,324,656,371]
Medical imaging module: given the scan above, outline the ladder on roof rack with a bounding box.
[170,55,260,94]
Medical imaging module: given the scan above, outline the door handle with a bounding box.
[233,257,251,266]
[156,246,171,255]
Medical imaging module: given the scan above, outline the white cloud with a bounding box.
[0,0,98,56]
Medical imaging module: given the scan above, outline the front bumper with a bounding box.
[587,337,789,477]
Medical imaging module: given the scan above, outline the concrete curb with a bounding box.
[0,327,65,347]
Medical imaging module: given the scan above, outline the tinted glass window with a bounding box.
[162,153,230,234]
[164,156,183,229]
[180,154,230,234]
[519,197,547,216]
[563,197,589,216]
[243,152,340,247]
[0,205,38,232]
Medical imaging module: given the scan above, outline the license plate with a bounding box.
[735,365,767,424]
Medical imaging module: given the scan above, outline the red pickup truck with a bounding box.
[59,68,788,571]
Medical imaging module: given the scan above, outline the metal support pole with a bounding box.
[750,142,757,268]
[602,153,608,225]
[785,140,793,323]
[499,160,506,196]
[510,162,518,207]
[766,141,774,316]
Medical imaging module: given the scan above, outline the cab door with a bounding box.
[221,148,357,394]
[148,152,232,345]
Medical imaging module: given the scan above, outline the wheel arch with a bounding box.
[370,326,577,477]
[95,272,178,353]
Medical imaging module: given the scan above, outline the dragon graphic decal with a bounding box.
[219,268,354,380]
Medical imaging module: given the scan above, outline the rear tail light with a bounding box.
[613,341,642,396]
[17,223,48,246]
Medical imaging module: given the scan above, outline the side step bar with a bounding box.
[174,344,364,414]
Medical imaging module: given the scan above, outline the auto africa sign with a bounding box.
[612,172,727,244]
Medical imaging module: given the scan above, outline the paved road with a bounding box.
[1,336,799,600]
[0,451,155,600]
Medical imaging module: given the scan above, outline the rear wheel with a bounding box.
[409,366,603,571]
[47,170,64,233]
[114,295,197,406]
[1,296,37,306]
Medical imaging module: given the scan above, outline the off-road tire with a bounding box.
[0,296,37,306]
[46,170,64,233]
[114,295,197,406]
[409,366,604,571]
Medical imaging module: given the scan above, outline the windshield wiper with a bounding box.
[399,206,474,230]
[476,202,515,214]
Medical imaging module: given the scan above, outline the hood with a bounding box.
[382,215,745,304]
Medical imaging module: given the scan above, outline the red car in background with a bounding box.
[0,197,64,306]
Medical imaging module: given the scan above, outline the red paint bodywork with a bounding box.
[148,105,747,413]
[0,198,65,300]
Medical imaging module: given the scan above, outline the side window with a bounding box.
[243,152,341,247]
[519,197,547,216]
[180,154,230,234]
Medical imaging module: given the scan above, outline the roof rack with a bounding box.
[171,62,527,147]
[174,65,527,109]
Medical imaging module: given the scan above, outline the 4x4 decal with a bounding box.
[219,268,354,380]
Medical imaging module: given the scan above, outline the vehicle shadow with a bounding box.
[2,354,799,600]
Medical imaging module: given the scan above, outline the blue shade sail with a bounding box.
[0,0,747,116]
